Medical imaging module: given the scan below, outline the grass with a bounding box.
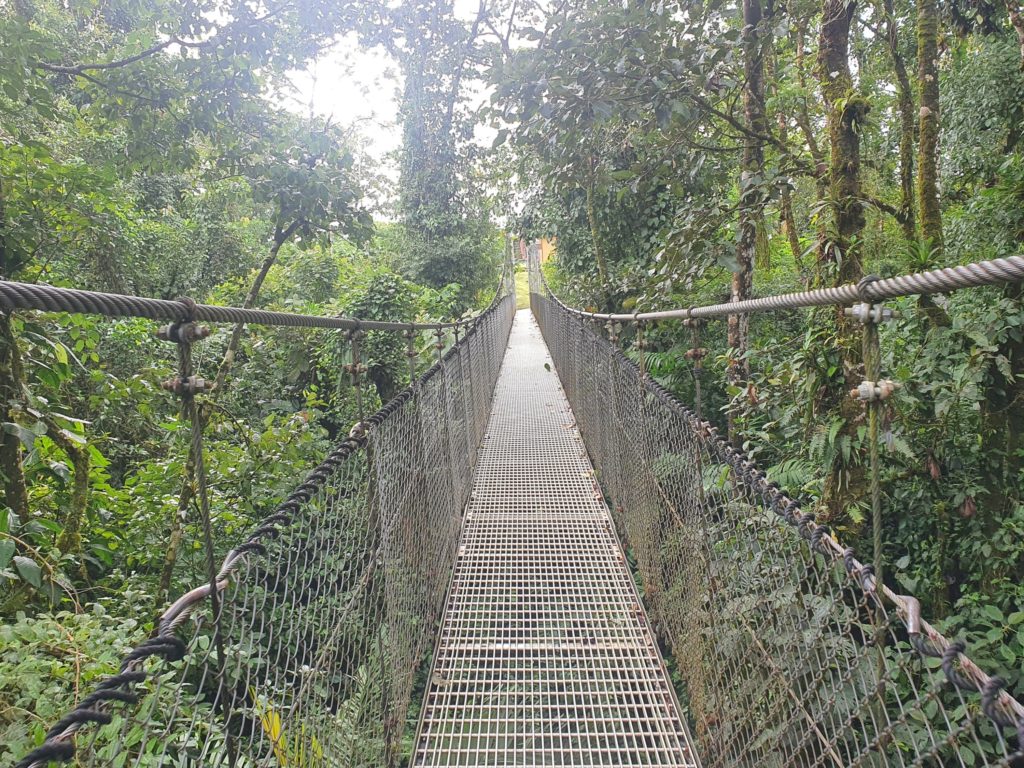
[514,265,530,309]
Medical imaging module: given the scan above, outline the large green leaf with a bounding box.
[0,539,15,570]
[13,556,42,588]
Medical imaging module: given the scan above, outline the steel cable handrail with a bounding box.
[540,254,1024,322]
[0,261,512,332]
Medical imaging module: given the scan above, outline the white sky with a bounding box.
[285,0,493,176]
[285,33,404,165]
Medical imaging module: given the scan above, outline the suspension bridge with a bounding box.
[5,255,1024,768]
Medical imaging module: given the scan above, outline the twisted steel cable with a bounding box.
[0,262,512,331]
[542,255,1024,322]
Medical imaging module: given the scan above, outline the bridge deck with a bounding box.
[414,310,699,767]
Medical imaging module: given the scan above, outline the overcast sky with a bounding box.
[285,0,495,180]
[285,33,404,166]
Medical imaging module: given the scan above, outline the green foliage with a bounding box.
[0,2,502,756]
[3,0,1024,761]
[0,600,151,764]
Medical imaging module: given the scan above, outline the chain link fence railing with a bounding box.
[17,281,514,768]
[532,271,1024,768]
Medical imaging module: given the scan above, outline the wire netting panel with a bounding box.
[414,310,699,767]
[19,294,515,768]
[531,288,1024,768]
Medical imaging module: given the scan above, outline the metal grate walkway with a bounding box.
[414,310,700,767]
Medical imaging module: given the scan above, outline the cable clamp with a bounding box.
[161,376,211,396]
[157,322,210,344]
[844,302,896,324]
[850,379,899,402]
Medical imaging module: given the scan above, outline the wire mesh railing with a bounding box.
[531,265,1024,768]
[16,279,515,768]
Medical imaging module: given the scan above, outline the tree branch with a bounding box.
[864,195,910,223]
[32,4,290,76]
[689,92,819,177]
[35,38,185,75]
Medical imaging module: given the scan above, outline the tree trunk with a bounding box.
[917,0,943,254]
[214,220,300,393]
[43,416,91,564]
[880,0,917,241]
[791,12,831,273]
[915,0,953,331]
[769,14,806,279]
[729,0,767,444]
[780,187,805,277]
[0,314,30,526]
[818,0,868,278]
[817,0,869,524]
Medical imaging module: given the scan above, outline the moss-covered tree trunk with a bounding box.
[0,313,30,526]
[728,0,767,445]
[42,415,90,565]
[879,0,917,241]
[790,11,831,276]
[0,176,31,528]
[771,6,805,279]
[817,0,869,524]
[917,0,943,253]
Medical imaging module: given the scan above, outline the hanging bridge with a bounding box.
[5,255,1024,768]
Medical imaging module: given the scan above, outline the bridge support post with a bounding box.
[683,318,706,423]
[159,312,238,768]
[847,298,897,740]
[844,301,896,589]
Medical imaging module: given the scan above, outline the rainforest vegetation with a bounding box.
[1,0,1023,762]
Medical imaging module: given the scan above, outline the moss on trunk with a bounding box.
[817,0,869,525]
[917,0,943,253]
